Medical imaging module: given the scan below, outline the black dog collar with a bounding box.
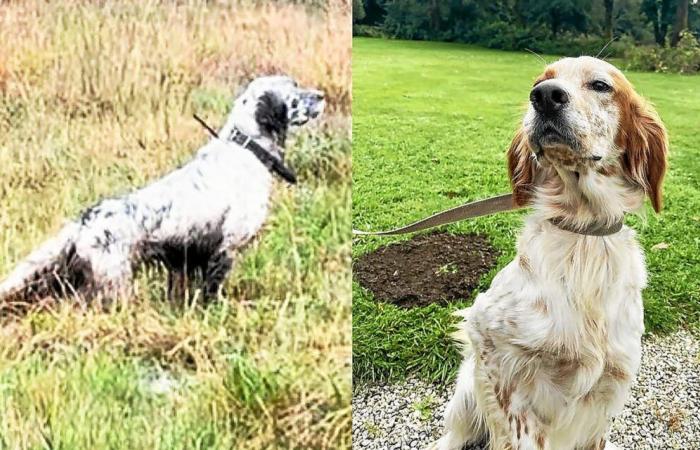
[227,128,297,184]
[193,114,296,184]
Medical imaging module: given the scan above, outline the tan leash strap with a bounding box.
[353,193,518,236]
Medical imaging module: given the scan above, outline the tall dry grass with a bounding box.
[0,1,350,448]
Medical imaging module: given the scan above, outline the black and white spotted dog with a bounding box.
[0,75,325,305]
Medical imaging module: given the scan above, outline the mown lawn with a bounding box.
[0,2,350,449]
[352,37,700,384]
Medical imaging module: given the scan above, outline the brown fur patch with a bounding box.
[533,297,548,314]
[536,432,546,449]
[519,255,533,274]
[495,382,514,411]
[507,128,536,207]
[552,358,581,387]
[604,360,629,381]
[611,71,668,213]
[534,67,557,85]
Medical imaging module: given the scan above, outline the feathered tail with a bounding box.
[0,222,84,305]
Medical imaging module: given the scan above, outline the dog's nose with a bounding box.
[530,83,569,115]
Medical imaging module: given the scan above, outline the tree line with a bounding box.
[353,0,700,55]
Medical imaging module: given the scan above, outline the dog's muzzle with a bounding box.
[528,81,580,152]
[530,119,578,151]
[293,90,325,125]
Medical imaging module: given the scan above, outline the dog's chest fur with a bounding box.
[466,217,646,448]
[139,139,274,246]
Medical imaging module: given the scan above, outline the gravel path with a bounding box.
[352,331,700,450]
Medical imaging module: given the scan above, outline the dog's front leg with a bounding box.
[431,356,486,450]
[167,271,188,301]
[503,411,548,450]
[204,250,234,300]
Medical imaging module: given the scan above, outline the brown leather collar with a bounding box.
[548,216,624,236]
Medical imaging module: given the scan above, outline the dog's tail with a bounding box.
[0,222,84,306]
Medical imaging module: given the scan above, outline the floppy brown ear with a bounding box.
[507,128,536,206]
[617,93,668,213]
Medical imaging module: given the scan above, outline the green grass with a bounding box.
[0,2,350,448]
[352,37,700,385]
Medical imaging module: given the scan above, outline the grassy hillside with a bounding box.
[0,1,351,448]
[352,37,700,384]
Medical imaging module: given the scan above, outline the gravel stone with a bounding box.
[352,331,700,449]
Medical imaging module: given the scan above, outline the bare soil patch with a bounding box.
[354,232,498,308]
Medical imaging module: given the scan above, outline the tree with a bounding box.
[522,0,592,37]
[671,0,689,45]
[604,0,615,39]
[642,0,675,45]
[353,0,366,23]
[358,0,696,54]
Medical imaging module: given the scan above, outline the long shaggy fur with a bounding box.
[0,75,324,306]
[432,57,667,450]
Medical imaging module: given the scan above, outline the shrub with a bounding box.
[353,25,387,38]
[625,31,700,73]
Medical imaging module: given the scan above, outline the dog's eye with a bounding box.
[589,80,612,93]
[291,99,299,108]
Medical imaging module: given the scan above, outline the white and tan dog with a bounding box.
[432,57,667,450]
[0,75,325,305]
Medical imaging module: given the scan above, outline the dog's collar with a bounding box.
[548,216,624,236]
[227,128,296,184]
[192,114,296,184]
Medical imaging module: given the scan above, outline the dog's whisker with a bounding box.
[596,36,618,59]
[524,48,548,66]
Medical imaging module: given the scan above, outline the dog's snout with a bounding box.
[305,91,324,103]
[530,83,569,115]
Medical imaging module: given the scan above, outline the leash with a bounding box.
[353,192,625,236]
[193,113,297,184]
[193,113,220,139]
[353,193,518,236]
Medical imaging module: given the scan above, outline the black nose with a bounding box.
[530,83,569,115]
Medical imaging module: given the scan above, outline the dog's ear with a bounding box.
[255,91,289,145]
[507,127,536,207]
[616,92,668,213]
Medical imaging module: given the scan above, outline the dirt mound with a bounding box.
[354,232,499,308]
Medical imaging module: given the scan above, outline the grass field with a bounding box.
[0,1,350,448]
[352,37,700,384]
